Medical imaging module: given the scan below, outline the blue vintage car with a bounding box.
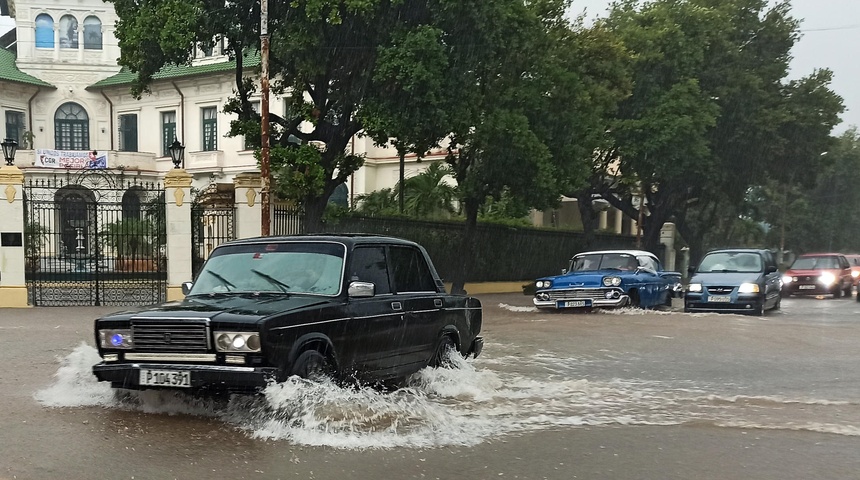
[532,250,682,310]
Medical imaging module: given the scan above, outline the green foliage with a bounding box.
[99,218,159,257]
[24,222,47,258]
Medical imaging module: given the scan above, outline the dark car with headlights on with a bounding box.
[532,250,682,310]
[782,253,852,298]
[684,248,781,315]
[92,235,484,392]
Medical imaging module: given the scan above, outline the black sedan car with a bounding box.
[92,235,484,392]
[684,248,782,315]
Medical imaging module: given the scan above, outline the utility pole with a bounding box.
[635,188,645,249]
[260,0,271,236]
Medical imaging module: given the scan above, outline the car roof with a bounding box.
[705,248,771,254]
[573,249,656,257]
[798,252,844,257]
[219,233,420,249]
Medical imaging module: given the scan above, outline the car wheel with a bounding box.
[774,295,781,310]
[834,287,843,299]
[430,335,457,368]
[290,350,333,381]
[751,304,764,316]
[844,284,853,297]
[628,290,641,308]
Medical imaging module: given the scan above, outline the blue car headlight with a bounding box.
[687,283,702,293]
[536,280,552,289]
[738,283,760,293]
[602,276,622,287]
[99,329,133,349]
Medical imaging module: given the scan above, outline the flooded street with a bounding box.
[3,293,860,479]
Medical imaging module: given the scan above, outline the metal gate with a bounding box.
[24,171,167,306]
[191,186,235,277]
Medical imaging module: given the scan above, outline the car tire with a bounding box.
[290,350,333,381]
[628,290,641,308]
[430,335,457,368]
[751,304,764,316]
[834,287,843,299]
[844,284,852,297]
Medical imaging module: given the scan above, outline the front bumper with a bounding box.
[533,288,629,309]
[92,362,279,392]
[783,283,838,296]
[684,293,763,313]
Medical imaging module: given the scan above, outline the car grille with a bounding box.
[545,288,617,301]
[131,321,210,352]
[706,286,735,294]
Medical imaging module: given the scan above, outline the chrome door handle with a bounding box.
[391,302,402,311]
[434,299,443,308]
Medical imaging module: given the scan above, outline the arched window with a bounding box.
[35,14,54,48]
[59,15,78,49]
[83,16,102,50]
[54,102,89,150]
[122,190,142,220]
[56,186,95,256]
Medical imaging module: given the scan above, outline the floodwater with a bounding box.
[4,294,860,479]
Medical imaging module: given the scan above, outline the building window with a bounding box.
[118,114,138,152]
[59,15,79,49]
[35,14,54,48]
[202,107,218,151]
[122,190,142,220]
[5,111,26,147]
[83,16,102,50]
[161,111,176,156]
[244,101,260,150]
[54,102,89,150]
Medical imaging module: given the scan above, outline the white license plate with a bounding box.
[798,285,816,290]
[558,300,591,308]
[709,295,731,303]
[139,369,191,388]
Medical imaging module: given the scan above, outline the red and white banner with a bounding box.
[35,149,109,169]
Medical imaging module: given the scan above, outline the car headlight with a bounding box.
[214,332,262,353]
[99,329,133,349]
[687,283,702,292]
[602,276,622,287]
[819,272,836,286]
[852,271,859,278]
[782,275,793,284]
[738,283,760,293]
[536,280,552,289]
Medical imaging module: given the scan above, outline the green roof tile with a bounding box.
[0,49,54,88]
[88,52,261,89]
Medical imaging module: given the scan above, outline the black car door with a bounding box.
[388,246,445,369]
[345,245,408,375]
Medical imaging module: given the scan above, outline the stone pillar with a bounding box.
[598,210,608,230]
[0,165,28,307]
[614,209,623,234]
[164,169,193,301]
[233,172,263,239]
[660,222,676,271]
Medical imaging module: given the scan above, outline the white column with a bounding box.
[598,210,608,230]
[614,208,623,234]
[0,165,29,307]
[164,169,193,301]
[233,171,262,239]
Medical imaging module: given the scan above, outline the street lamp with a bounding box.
[168,139,185,169]
[1,138,17,166]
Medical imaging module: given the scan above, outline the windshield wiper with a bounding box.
[205,270,236,291]
[250,269,291,293]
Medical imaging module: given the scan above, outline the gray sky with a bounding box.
[570,0,860,133]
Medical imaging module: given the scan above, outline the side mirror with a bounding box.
[181,281,193,296]
[561,268,568,274]
[348,281,375,298]
[765,265,778,274]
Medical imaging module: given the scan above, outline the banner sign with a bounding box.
[35,149,109,169]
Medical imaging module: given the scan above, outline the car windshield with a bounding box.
[570,253,639,272]
[190,242,346,296]
[698,252,762,273]
[790,256,839,270]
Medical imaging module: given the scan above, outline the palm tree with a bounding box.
[400,162,457,218]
